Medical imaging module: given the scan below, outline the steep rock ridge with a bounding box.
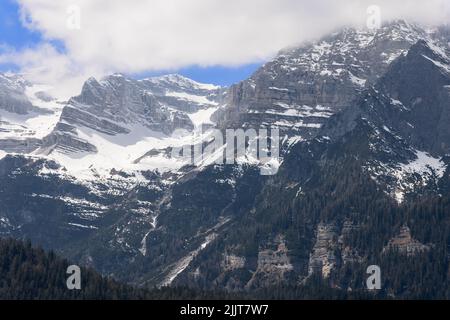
[429,24,450,54]
[374,40,450,155]
[60,34,450,289]
[259,37,450,283]
[348,40,450,202]
[40,74,206,155]
[314,39,450,203]
[29,74,225,189]
[219,21,429,140]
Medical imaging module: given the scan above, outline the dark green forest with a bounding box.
[0,237,239,300]
[1,233,448,300]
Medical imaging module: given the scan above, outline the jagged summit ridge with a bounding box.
[218,21,447,142]
[34,72,221,156]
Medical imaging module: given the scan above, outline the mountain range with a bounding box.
[0,20,449,298]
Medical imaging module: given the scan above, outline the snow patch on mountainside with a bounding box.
[0,109,61,140]
[0,83,62,141]
[35,105,221,183]
[392,151,446,203]
[0,74,221,182]
[366,149,447,204]
[166,91,218,106]
[44,127,179,179]
[146,74,221,91]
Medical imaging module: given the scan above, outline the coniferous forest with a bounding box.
[0,234,448,300]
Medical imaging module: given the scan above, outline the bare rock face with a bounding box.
[308,223,339,278]
[219,21,428,139]
[0,138,42,153]
[40,74,220,154]
[72,75,195,134]
[41,124,98,154]
[221,254,246,272]
[383,225,430,255]
[308,220,363,279]
[245,235,294,289]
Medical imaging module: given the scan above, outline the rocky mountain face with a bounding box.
[165,38,449,294]
[374,40,450,155]
[0,21,449,298]
[40,74,223,155]
[218,21,443,141]
[0,72,223,260]
[0,74,61,154]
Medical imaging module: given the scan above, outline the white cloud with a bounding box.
[0,43,104,99]
[2,0,449,98]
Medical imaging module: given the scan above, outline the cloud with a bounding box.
[2,0,449,98]
[0,43,103,99]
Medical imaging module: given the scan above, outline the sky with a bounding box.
[1,0,449,99]
[0,0,265,95]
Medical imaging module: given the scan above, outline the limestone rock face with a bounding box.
[219,21,429,140]
[308,223,339,278]
[245,235,294,289]
[221,254,246,272]
[307,220,363,279]
[40,74,221,154]
[384,225,430,255]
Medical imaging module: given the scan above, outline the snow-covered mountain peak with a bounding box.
[9,72,225,184]
[276,20,428,72]
[219,21,449,142]
[0,69,225,185]
[3,21,450,189]
[0,72,28,90]
[144,74,221,91]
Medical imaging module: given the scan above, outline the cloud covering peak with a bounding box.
[2,0,450,98]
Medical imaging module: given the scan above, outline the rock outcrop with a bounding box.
[383,225,430,255]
